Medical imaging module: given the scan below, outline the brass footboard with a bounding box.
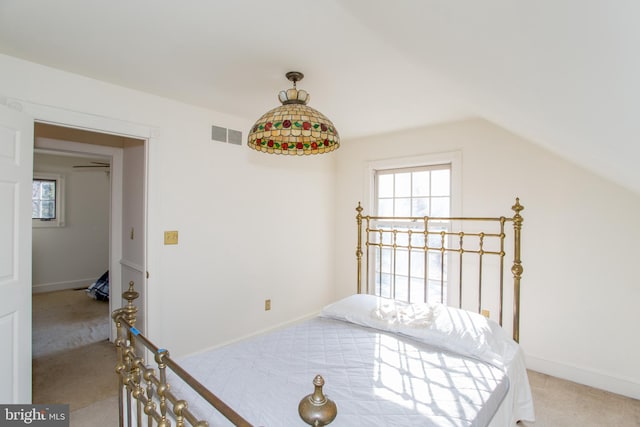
[112,282,336,426]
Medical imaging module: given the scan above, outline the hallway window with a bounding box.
[33,173,65,227]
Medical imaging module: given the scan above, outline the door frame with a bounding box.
[7,97,154,339]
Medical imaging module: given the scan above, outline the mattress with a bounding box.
[170,315,515,426]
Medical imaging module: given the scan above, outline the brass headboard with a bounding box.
[356,198,524,342]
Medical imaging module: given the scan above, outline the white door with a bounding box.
[0,105,33,403]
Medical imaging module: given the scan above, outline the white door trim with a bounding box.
[2,97,157,139]
[3,96,155,338]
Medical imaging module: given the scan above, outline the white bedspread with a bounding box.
[321,294,535,426]
[170,295,534,426]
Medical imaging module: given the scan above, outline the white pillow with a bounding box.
[320,293,391,322]
[320,294,516,368]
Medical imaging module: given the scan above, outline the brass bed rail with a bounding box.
[112,282,336,427]
[112,283,253,427]
[356,198,524,342]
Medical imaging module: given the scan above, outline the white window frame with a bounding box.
[363,151,462,302]
[32,172,66,228]
[374,163,452,218]
[364,151,462,217]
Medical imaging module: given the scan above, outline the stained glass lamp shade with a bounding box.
[247,72,340,155]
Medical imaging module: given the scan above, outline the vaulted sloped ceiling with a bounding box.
[1,1,638,193]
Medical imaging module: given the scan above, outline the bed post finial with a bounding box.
[511,198,524,343]
[299,375,337,426]
[356,203,364,294]
[122,281,139,327]
[512,197,524,217]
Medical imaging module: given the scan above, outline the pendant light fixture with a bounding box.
[247,72,340,155]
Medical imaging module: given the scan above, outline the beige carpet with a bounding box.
[523,370,640,426]
[70,396,118,427]
[32,289,118,418]
[33,289,111,357]
[32,339,118,411]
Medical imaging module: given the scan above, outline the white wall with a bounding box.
[334,118,640,399]
[0,53,336,357]
[32,152,110,292]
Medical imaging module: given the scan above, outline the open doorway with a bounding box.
[32,150,111,355]
[31,122,146,412]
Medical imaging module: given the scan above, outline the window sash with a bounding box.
[32,179,57,220]
[32,173,65,228]
[374,164,451,218]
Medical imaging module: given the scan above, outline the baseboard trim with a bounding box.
[32,278,95,294]
[526,354,640,399]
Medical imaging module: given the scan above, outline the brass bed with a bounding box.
[112,198,530,426]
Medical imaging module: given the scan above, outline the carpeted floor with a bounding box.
[32,339,117,412]
[32,289,118,420]
[523,371,640,426]
[32,288,111,358]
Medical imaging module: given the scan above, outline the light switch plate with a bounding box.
[164,230,178,245]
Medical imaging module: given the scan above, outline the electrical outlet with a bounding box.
[481,309,490,318]
[265,299,271,311]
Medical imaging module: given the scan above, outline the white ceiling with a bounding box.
[1,1,639,193]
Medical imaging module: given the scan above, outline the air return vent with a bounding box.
[211,125,243,146]
[227,129,242,146]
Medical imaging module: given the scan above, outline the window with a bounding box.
[32,179,56,219]
[375,165,451,218]
[366,153,459,305]
[32,173,65,227]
